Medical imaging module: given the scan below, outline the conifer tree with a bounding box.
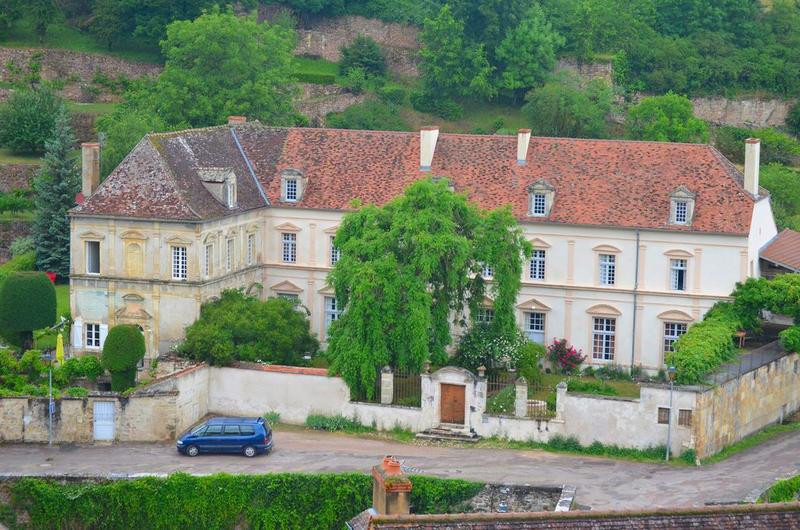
[32,106,80,277]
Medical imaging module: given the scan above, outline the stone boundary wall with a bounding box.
[296,83,371,125]
[0,47,161,83]
[693,352,800,459]
[0,220,33,263]
[0,164,37,192]
[691,97,795,129]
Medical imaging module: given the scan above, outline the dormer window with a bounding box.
[281,169,304,202]
[527,179,554,217]
[199,167,236,208]
[670,186,695,226]
[224,179,236,208]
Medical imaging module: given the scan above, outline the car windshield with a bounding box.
[190,424,207,435]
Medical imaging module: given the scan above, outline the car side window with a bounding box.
[191,426,206,436]
[240,425,255,435]
[203,425,223,436]
[223,425,240,436]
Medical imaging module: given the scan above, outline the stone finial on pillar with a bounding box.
[555,381,568,421]
[477,365,486,378]
[515,377,528,418]
[380,366,393,405]
[372,456,412,515]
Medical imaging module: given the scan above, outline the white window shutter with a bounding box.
[99,324,109,349]
[73,318,83,348]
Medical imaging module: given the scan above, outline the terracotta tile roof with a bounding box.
[761,229,800,271]
[364,502,800,529]
[73,124,757,234]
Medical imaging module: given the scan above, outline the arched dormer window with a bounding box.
[670,186,695,226]
[527,179,555,217]
[281,169,305,203]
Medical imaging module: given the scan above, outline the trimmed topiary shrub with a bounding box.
[339,35,387,78]
[0,272,56,349]
[101,325,145,392]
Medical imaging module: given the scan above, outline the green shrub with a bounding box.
[342,67,368,94]
[680,448,697,465]
[339,35,387,78]
[486,385,516,415]
[377,84,408,105]
[761,474,800,503]
[0,272,56,348]
[410,91,463,120]
[595,364,632,381]
[780,326,800,353]
[263,410,281,424]
[9,236,34,258]
[102,325,145,392]
[6,473,482,530]
[455,324,529,372]
[65,386,89,398]
[17,350,44,382]
[0,251,36,285]
[0,348,17,375]
[293,71,336,84]
[178,290,319,367]
[326,101,410,131]
[0,89,64,153]
[305,414,373,433]
[79,355,104,381]
[567,379,618,396]
[517,342,544,386]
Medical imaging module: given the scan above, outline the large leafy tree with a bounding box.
[146,7,300,128]
[95,106,168,178]
[0,272,56,350]
[418,5,495,102]
[0,0,22,37]
[32,106,80,277]
[179,290,319,366]
[625,92,709,143]
[522,73,612,138]
[495,4,564,95]
[326,179,531,399]
[0,89,63,154]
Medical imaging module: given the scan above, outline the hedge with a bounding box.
[2,473,483,530]
[0,271,56,335]
[669,302,741,385]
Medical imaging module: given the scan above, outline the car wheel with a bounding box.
[186,445,199,457]
[243,446,256,458]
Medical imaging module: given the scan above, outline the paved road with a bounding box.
[1,428,799,510]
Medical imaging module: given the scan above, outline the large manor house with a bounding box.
[69,119,778,371]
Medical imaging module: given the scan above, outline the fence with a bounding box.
[708,340,786,385]
[392,367,421,407]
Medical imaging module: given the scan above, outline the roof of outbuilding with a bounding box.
[72,124,758,234]
[760,228,800,271]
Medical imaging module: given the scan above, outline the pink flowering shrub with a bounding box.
[547,338,585,374]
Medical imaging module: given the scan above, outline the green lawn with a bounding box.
[0,148,42,165]
[294,56,340,77]
[2,19,161,64]
[530,373,642,401]
[66,101,120,115]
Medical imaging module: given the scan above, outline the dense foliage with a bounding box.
[0,348,100,397]
[759,165,800,231]
[178,289,319,367]
[455,324,529,371]
[327,179,531,399]
[339,35,386,78]
[625,92,709,143]
[0,89,63,154]
[0,272,56,349]
[32,107,81,277]
[522,74,612,138]
[95,106,168,179]
[761,474,800,503]
[325,101,410,131]
[101,324,145,391]
[547,338,585,374]
[2,473,483,529]
[143,8,300,128]
[713,127,800,166]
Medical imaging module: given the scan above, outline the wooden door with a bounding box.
[440,384,465,425]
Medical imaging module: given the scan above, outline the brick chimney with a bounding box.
[372,456,412,515]
[228,116,247,125]
[744,138,760,196]
[81,142,100,198]
[420,126,439,171]
[517,129,531,165]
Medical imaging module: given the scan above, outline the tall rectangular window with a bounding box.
[172,246,187,280]
[85,323,101,348]
[592,317,616,360]
[282,233,296,263]
[247,234,255,266]
[529,250,546,280]
[532,193,547,215]
[285,178,298,201]
[670,259,687,291]
[475,307,494,323]
[324,296,342,337]
[674,201,688,224]
[203,244,213,277]
[86,241,100,274]
[226,238,234,272]
[526,312,545,344]
[330,236,340,266]
[663,322,687,354]
[599,254,616,285]
[482,265,493,279]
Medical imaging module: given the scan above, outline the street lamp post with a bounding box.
[665,365,676,461]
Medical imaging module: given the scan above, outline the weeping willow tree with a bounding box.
[327,178,531,398]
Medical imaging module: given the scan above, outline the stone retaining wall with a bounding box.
[0,164,37,192]
[0,220,32,263]
[296,83,370,125]
[0,47,161,83]
[691,97,795,129]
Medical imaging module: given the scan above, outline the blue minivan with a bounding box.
[177,417,273,458]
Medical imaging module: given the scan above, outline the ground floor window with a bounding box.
[525,312,545,344]
[657,407,670,424]
[592,317,616,360]
[475,307,494,323]
[85,323,101,349]
[678,409,692,427]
